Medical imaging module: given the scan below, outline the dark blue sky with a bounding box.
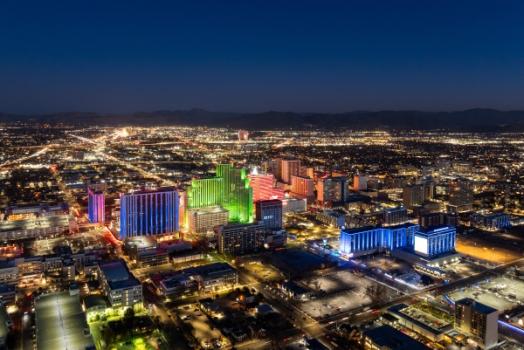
[1,0,523,113]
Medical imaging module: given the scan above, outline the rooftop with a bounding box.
[99,260,130,282]
[364,325,430,350]
[35,292,94,350]
[456,298,498,314]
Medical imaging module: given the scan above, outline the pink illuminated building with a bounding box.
[248,171,285,202]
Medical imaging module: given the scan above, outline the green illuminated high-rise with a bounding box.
[188,177,224,208]
[188,164,253,224]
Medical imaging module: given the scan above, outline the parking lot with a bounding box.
[177,303,230,349]
[298,270,399,319]
[449,274,524,311]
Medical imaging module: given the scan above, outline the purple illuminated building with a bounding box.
[88,188,105,224]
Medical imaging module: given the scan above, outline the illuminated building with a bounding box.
[248,171,285,202]
[159,262,238,295]
[316,209,346,228]
[188,164,253,224]
[216,164,253,223]
[402,184,425,208]
[419,212,457,228]
[187,177,224,208]
[353,174,369,191]
[188,206,229,234]
[413,226,455,258]
[282,197,307,214]
[448,179,473,213]
[98,260,143,307]
[255,199,283,230]
[339,224,419,257]
[382,206,408,226]
[216,223,265,255]
[281,159,301,184]
[269,158,282,181]
[238,129,249,141]
[470,212,510,231]
[291,175,315,200]
[316,175,349,204]
[455,298,498,349]
[119,187,179,238]
[88,187,105,224]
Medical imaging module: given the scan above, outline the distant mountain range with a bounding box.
[2,108,524,131]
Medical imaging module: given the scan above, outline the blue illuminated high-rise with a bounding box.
[119,187,179,238]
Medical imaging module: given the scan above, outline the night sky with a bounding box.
[1,0,523,114]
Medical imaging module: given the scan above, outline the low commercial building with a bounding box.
[0,260,18,285]
[316,209,346,228]
[124,236,169,267]
[0,214,70,241]
[280,281,312,301]
[339,224,456,262]
[362,324,430,350]
[470,212,511,231]
[0,284,16,305]
[98,260,143,307]
[282,198,307,214]
[159,262,238,295]
[388,304,452,342]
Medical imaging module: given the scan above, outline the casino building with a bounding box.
[119,187,179,238]
[339,224,456,261]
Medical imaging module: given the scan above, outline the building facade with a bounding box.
[281,159,301,184]
[248,172,285,202]
[339,224,419,257]
[317,176,349,204]
[216,223,265,255]
[455,298,498,349]
[88,187,105,224]
[255,199,283,230]
[188,164,253,224]
[188,206,229,234]
[291,175,315,199]
[119,188,179,238]
[413,226,456,258]
[98,260,143,307]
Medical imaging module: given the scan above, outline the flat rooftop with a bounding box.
[364,325,430,350]
[99,260,130,282]
[35,292,94,350]
[0,215,69,232]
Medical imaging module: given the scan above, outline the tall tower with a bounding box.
[216,164,253,224]
[188,164,253,224]
[187,177,224,209]
[119,188,179,238]
[88,187,105,224]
